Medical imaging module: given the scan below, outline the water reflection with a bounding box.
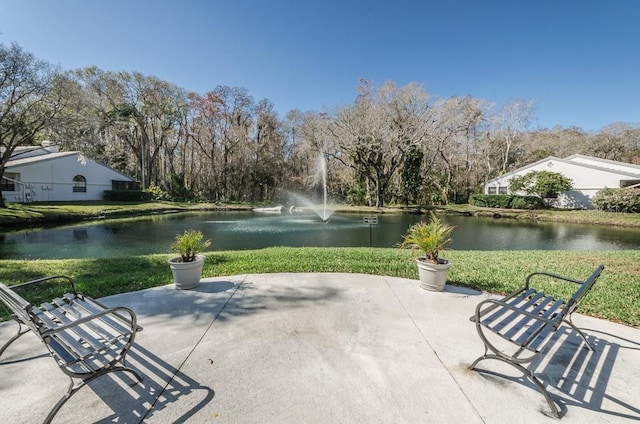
[444,215,638,251]
[0,212,639,260]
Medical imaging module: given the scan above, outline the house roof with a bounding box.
[486,154,640,184]
[6,151,78,167]
[565,154,640,171]
[6,150,135,182]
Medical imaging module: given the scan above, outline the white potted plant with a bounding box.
[400,213,454,291]
[168,229,211,290]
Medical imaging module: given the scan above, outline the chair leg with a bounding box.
[0,319,29,360]
[471,353,561,418]
[565,317,594,351]
[526,367,561,418]
[44,366,143,424]
[44,379,77,424]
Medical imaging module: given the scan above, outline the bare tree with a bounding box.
[522,126,589,162]
[436,96,487,203]
[130,72,188,190]
[329,80,433,207]
[418,96,489,204]
[487,98,536,174]
[186,91,224,199]
[67,68,188,191]
[0,43,63,207]
[588,122,639,162]
[250,98,286,201]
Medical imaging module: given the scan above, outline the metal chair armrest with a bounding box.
[524,271,584,289]
[41,306,139,337]
[10,275,79,296]
[524,271,583,288]
[475,297,562,329]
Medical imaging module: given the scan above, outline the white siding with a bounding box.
[5,153,134,202]
[484,158,638,209]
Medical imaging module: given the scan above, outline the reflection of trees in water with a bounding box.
[595,226,640,248]
[0,234,19,259]
[73,228,88,241]
[104,225,122,234]
[444,215,640,250]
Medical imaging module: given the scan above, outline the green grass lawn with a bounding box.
[1,248,638,327]
[0,200,248,227]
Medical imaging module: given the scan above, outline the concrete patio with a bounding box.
[1,273,639,423]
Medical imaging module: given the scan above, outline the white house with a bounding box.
[1,142,137,203]
[484,154,640,209]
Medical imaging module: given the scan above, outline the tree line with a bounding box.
[2,42,639,208]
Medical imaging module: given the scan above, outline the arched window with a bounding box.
[73,175,87,193]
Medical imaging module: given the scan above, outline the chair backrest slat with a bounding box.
[564,265,605,316]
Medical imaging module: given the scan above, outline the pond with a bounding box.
[1,211,640,260]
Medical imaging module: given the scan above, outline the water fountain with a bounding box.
[289,153,334,222]
[318,153,332,222]
[255,152,334,222]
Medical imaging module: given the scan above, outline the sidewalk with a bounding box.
[1,273,639,423]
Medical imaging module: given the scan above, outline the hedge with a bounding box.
[102,190,151,201]
[469,194,544,209]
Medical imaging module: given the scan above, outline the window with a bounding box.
[621,179,640,188]
[498,186,508,194]
[487,187,497,194]
[1,173,18,192]
[112,180,141,191]
[73,175,87,193]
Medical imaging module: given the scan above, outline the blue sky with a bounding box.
[1,0,638,131]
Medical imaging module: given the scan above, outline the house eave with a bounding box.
[485,155,640,185]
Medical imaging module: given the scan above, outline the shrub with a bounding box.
[144,184,171,201]
[508,170,573,199]
[102,190,150,201]
[470,194,510,208]
[593,187,640,213]
[469,194,544,209]
[509,196,545,210]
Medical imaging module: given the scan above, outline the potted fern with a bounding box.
[168,229,211,290]
[400,213,454,291]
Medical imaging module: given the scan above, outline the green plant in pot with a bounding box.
[400,213,454,291]
[168,229,211,290]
